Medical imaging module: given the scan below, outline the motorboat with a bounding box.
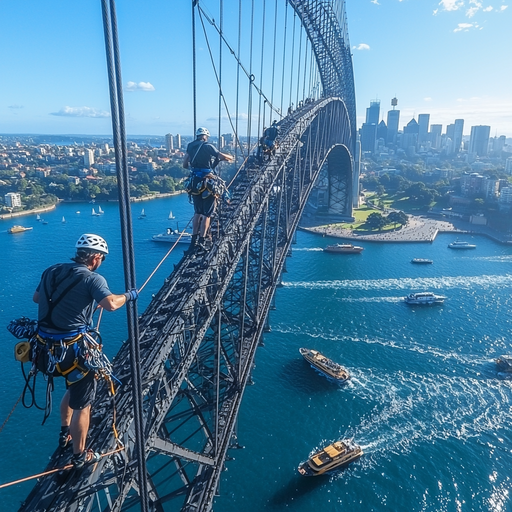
[404,292,446,305]
[152,228,192,244]
[323,243,364,254]
[448,240,476,249]
[411,258,433,264]
[8,225,33,234]
[299,348,350,383]
[298,440,363,476]
[496,355,512,372]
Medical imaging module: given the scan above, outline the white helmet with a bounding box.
[196,127,210,137]
[75,233,109,254]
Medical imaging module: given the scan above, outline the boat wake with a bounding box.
[291,247,324,252]
[282,274,512,291]
[339,370,512,466]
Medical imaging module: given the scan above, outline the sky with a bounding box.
[0,0,510,138]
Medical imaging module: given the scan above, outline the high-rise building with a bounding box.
[417,114,430,146]
[505,157,512,175]
[165,133,174,152]
[453,119,464,154]
[430,124,442,149]
[84,149,94,167]
[366,100,380,125]
[469,125,491,157]
[176,134,182,150]
[402,118,419,150]
[360,123,377,153]
[386,109,400,145]
[353,135,361,208]
[377,120,387,142]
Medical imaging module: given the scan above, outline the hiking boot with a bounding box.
[72,449,101,469]
[184,234,198,256]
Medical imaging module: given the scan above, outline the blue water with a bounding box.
[1,199,512,511]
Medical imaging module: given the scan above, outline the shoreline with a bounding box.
[299,214,512,245]
[0,191,185,221]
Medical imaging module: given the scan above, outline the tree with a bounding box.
[366,212,387,231]
[387,210,408,228]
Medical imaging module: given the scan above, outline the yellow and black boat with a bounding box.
[299,348,350,383]
[298,440,363,476]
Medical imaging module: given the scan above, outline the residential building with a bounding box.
[176,134,182,150]
[505,157,512,175]
[84,149,94,167]
[453,119,464,154]
[5,192,22,208]
[165,133,174,152]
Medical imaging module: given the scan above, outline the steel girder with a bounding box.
[288,0,357,146]
[19,99,352,512]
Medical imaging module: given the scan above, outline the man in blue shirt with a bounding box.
[33,233,137,468]
[183,127,234,253]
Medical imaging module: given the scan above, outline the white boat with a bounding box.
[299,348,350,383]
[76,211,81,214]
[404,292,446,305]
[139,208,146,219]
[36,214,41,221]
[168,211,175,220]
[98,206,104,214]
[92,208,101,216]
[62,216,66,223]
[152,228,192,244]
[411,258,433,264]
[323,243,363,254]
[448,240,476,249]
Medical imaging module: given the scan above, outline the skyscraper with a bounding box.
[453,119,464,154]
[417,114,430,146]
[366,100,380,125]
[386,109,400,145]
[176,134,182,150]
[469,125,491,157]
[430,124,442,149]
[165,133,174,152]
[360,123,377,153]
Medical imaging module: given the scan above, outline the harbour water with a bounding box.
[1,196,512,511]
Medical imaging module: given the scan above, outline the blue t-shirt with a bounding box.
[186,139,220,170]
[36,262,112,333]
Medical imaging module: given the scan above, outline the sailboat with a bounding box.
[139,208,146,219]
[92,208,100,216]
[168,210,175,220]
[98,206,104,214]
[62,216,66,223]
[36,214,41,221]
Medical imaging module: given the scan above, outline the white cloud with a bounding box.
[353,43,371,51]
[50,106,110,118]
[439,0,464,11]
[500,5,508,10]
[126,81,155,92]
[454,22,478,31]
[424,97,433,102]
[371,0,380,4]
[483,5,493,11]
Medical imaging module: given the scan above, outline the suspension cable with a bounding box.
[234,0,242,162]
[192,0,197,134]
[100,2,149,510]
[197,4,281,118]
[217,0,223,152]
[257,0,266,139]
[288,11,296,109]
[270,0,279,120]
[280,3,288,115]
[295,20,303,107]
[247,0,255,152]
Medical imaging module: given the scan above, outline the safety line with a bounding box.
[0,447,125,490]
[0,392,23,436]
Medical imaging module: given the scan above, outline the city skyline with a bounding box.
[1,0,510,136]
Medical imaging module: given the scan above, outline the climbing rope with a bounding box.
[0,447,125,490]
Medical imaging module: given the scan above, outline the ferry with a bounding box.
[411,258,433,264]
[496,355,512,372]
[323,243,363,254]
[8,225,33,234]
[298,440,363,476]
[299,348,350,383]
[448,240,476,249]
[152,228,192,244]
[404,292,446,305]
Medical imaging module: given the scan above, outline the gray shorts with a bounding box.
[67,370,97,410]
